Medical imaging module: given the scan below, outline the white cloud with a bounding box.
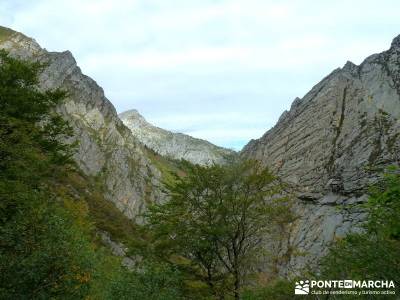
[1,0,400,149]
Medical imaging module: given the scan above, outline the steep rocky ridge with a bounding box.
[119,109,235,165]
[3,25,399,277]
[242,35,400,275]
[0,26,164,222]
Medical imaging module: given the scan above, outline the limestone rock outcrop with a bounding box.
[3,25,399,275]
[0,26,163,221]
[242,35,400,274]
[119,109,235,165]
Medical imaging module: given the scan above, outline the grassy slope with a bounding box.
[0,26,14,42]
[57,151,184,254]
[145,145,187,184]
[56,169,141,250]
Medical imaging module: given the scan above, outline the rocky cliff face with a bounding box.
[3,25,399,276]
[242,35,400,275]
[0,26,163,222]
[119,109,235,165]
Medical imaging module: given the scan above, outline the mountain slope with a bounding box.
[3,25,399,276]
[242,35,400,274]
[119,109,235,165]
[0,26,164,222]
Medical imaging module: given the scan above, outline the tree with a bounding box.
[0,49,191,299]
[366,168,400,240]
[103,262,186,300]
[0,50,97,298]
[144,160,295,299]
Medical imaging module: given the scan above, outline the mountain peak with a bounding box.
[0,26,32,43]
[119,109,235,165]
[342,60,359,76]
[0,26,42,57]
[0,26,15,41]
[119,109,147,124]
[391,34,400,49]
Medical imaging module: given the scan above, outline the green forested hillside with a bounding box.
[0,49,399,300]
[0,50,185,299]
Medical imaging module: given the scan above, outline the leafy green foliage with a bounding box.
[8,45,399,299]
[143,160,295,299]
[103,263,186,300]
[366,168,400,240]
[321,234,399,282]
[0,49,96,298]
[0,49,190,299]
[0,196,97,299]
[145,145,185,186]
[242,279,294,300]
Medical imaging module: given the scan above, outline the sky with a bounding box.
[1,0,400,150]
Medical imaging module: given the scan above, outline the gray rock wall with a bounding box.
[242,35,400,274]
[0,27,164,222]
[3,25,399,275]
